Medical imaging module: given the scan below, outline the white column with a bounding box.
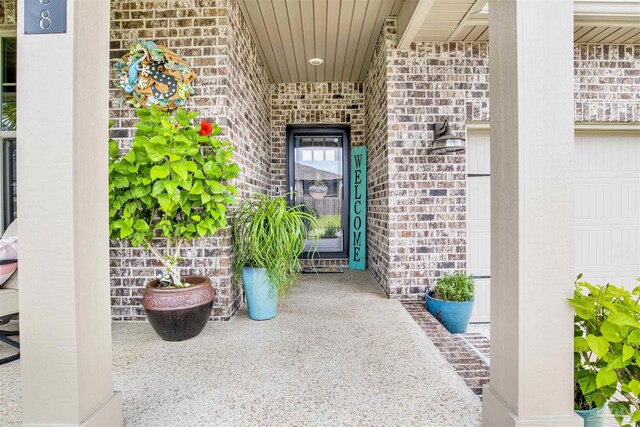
[17,0,122,425]
[482,0,581,426]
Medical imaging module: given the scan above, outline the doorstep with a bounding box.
[402,301,491,397]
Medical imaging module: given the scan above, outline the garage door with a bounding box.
[467,131,640,323]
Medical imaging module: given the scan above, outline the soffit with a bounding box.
[416,0,640,43]
[238,0,404,83]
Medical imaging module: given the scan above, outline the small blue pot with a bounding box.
[426,291,474,334]
[242,267,278,321]
[575,408,604,427]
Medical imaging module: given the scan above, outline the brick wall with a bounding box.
[574,44,640,122]
[371,18,639,299]
[108,0,270,320]
[386,38,489,299]
[2,0,639,313]
[363,21,394,293]
[0,0,15,24]
[271,82,365,267]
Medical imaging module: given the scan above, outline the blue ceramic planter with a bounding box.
[425,291,474,334]
[242,267,278,321]
[575,408,604,427]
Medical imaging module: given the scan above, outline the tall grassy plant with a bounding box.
[232,194,318,298]
[433,273,475,302]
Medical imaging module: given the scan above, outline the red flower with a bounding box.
[199,121,213,136]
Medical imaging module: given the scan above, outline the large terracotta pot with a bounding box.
[141,276,214,342]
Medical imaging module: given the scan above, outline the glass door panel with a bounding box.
[0,36,17,232]
[288,128,349,258]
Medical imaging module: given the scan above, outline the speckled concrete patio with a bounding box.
[0,269,481,426]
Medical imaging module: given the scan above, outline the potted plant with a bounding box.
[575,375,605,427]
[109,105,240,341]
[232,194,317,320]
[426,273,475,334]
[569,276,640,426]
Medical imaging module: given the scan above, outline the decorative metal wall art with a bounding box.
[114,40,196,111]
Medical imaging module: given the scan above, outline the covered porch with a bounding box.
[1,270,482,426]
[1,0,638,425]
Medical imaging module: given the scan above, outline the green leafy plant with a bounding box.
[109,105,240,287]
[569,276,640,426]
[232,194,318,298]
[433,273,475,302]
[320,221,341,239]
[1,102,16,131]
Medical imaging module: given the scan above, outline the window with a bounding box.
[1,35,17,231]
[1,37,16,132]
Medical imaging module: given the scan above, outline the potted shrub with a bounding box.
[574,375,605,427]
[426,273,475,333]
[232,194,317,320]
[109,106,240,341]
[569,276,640,426]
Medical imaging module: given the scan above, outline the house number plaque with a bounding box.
[24,0,67,34]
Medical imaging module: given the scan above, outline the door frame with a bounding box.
[286,124,351,259]
[0,30,17,232]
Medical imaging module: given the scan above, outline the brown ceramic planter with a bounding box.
[141,276,214,342]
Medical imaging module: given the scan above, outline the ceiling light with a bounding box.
[308,58,323,66]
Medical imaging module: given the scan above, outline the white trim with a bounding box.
[0,26,17,37]
[466,121,640,135]
[454,0,640,28]
[574,0,640,18]
[448,0,488,41]
[575,122,640,135]
[397,0,437,50]
[465,121,490,131]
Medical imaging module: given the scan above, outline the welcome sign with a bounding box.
[349,146,367,270]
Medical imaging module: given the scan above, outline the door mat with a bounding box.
[302,266,344,274]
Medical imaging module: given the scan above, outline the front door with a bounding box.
[287,126,350,259]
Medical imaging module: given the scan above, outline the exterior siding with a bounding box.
[371,19,640,299]
[574,44,640,122]
[363,21,394,293]
[108,0,270,320]
[383,24,489,298]
[2,1,638,315]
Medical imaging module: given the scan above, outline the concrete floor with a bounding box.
[0,270,481,426]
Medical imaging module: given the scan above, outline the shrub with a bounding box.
[109,106,240,287]
[433,273,475,302]
[320,222,341,239]
[569,276,640,426]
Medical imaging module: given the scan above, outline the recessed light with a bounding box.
[308,58,323,66]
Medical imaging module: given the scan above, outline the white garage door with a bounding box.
[467,131,640,323]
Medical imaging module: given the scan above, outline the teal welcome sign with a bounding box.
[349,146,367,270]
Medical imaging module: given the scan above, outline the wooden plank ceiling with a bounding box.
[238,0,404,83]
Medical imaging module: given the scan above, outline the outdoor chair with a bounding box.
[0,220,19,364]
